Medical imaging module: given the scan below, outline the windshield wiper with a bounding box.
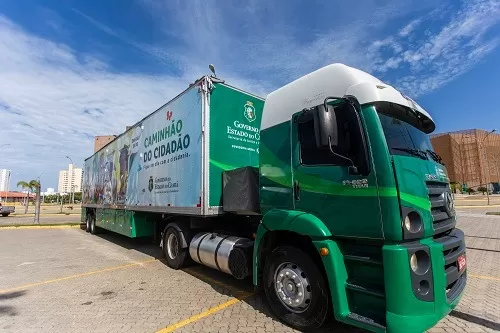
[392,147,428,160]
[426,149,443,164]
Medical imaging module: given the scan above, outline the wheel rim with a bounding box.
[274,262,312,313]
[166,233,179,260]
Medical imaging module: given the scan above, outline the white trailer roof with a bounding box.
[261,63,433,130]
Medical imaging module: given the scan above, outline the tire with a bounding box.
[263,246,330,332]
[1,213,8,217]
[90,214,98,235]
[163,227,189,269]
[85,214,91,233]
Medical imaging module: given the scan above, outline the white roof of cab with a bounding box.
[261,63,432,130]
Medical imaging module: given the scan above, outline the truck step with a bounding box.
[346,281,385,298]
[347,312,386,331]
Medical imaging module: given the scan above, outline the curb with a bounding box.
[0,224,83,230]
[9,214,80,217]
[456,205,500,208]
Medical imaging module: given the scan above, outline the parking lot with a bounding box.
[0,210,498,333]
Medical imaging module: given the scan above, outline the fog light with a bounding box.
[404,211,422,233]
[410,250,430,275]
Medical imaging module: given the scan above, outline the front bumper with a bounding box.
[384,228,467,333]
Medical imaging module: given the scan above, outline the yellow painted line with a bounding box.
[156,268,255,332]
[157,292,253,333]
[471,274,500,281]
[0,258,156,294]
[0,224,80,230]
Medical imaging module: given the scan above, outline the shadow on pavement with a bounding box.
[181,264,365,333]
[0,290,26,317]
[93,231,162,258]
[87,230,365,332]
[450,310,500,331]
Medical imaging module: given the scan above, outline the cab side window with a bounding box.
[297,104,362,167]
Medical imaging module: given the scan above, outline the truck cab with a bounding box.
[253,63,466,332]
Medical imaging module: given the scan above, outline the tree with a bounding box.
[16,180,40,214]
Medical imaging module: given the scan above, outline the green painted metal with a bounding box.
[94,208,154,237]
[312,240,350,319]
[254,102,465,332]
[260,209,333,238]
[208,83,264,207]
[252,224,268,286]
[383,238,463,332]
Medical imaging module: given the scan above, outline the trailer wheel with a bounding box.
[263,246,329,332]
[90,214,98,235]
[85,214,91,233]
[163,227,188,269]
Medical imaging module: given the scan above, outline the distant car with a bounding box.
[0,204,15,217]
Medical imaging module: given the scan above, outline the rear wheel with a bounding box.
[263,246,330,332]
[163,227,189,269]
[90,214,98,235]
[1,213,8,217]
[85,213,91,233]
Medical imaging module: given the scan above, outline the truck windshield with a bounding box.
[375,104,436,161]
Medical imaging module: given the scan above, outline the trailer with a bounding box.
[83,65,466,332]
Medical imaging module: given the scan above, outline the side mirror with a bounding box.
[313,104,338,148]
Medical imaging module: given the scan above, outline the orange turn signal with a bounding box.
[320,247,329,256]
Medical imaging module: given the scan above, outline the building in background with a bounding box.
[94,135,116,153]
[0,169,11,191]
[58,164,83,193]
[431,129,500,189]
[0,191,35,203]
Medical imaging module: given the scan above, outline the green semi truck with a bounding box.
[82,63,466,332]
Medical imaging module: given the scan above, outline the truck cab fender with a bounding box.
[253,209,332,286]
[260,209,332,237]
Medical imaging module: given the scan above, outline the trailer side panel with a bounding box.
[208,83,264,208]
[83,85,203,212]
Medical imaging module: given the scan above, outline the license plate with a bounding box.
[458,254,466,272]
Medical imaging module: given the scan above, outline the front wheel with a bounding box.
[263,246,330,332]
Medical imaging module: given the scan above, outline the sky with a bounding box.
[0,0,499,191]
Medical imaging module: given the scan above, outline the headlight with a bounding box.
[409,250,430,275]
[410,253,418,272]
[404,211,422,233]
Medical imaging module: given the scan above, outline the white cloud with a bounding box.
[395,0,500,95]
[0,15,187,188]
[399,19,422,37]
[1,0,500,188]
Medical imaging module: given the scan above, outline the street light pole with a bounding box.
[0,145,11,203]
[479,129,496,205]
[34,172,43,224]
[65,156,74,204]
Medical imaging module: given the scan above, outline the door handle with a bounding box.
[294,180,300,201]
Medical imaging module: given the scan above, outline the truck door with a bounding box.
[291,103,383,239]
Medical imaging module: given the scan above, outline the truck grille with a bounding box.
[426,182,456,235]
[433,228,467,301]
